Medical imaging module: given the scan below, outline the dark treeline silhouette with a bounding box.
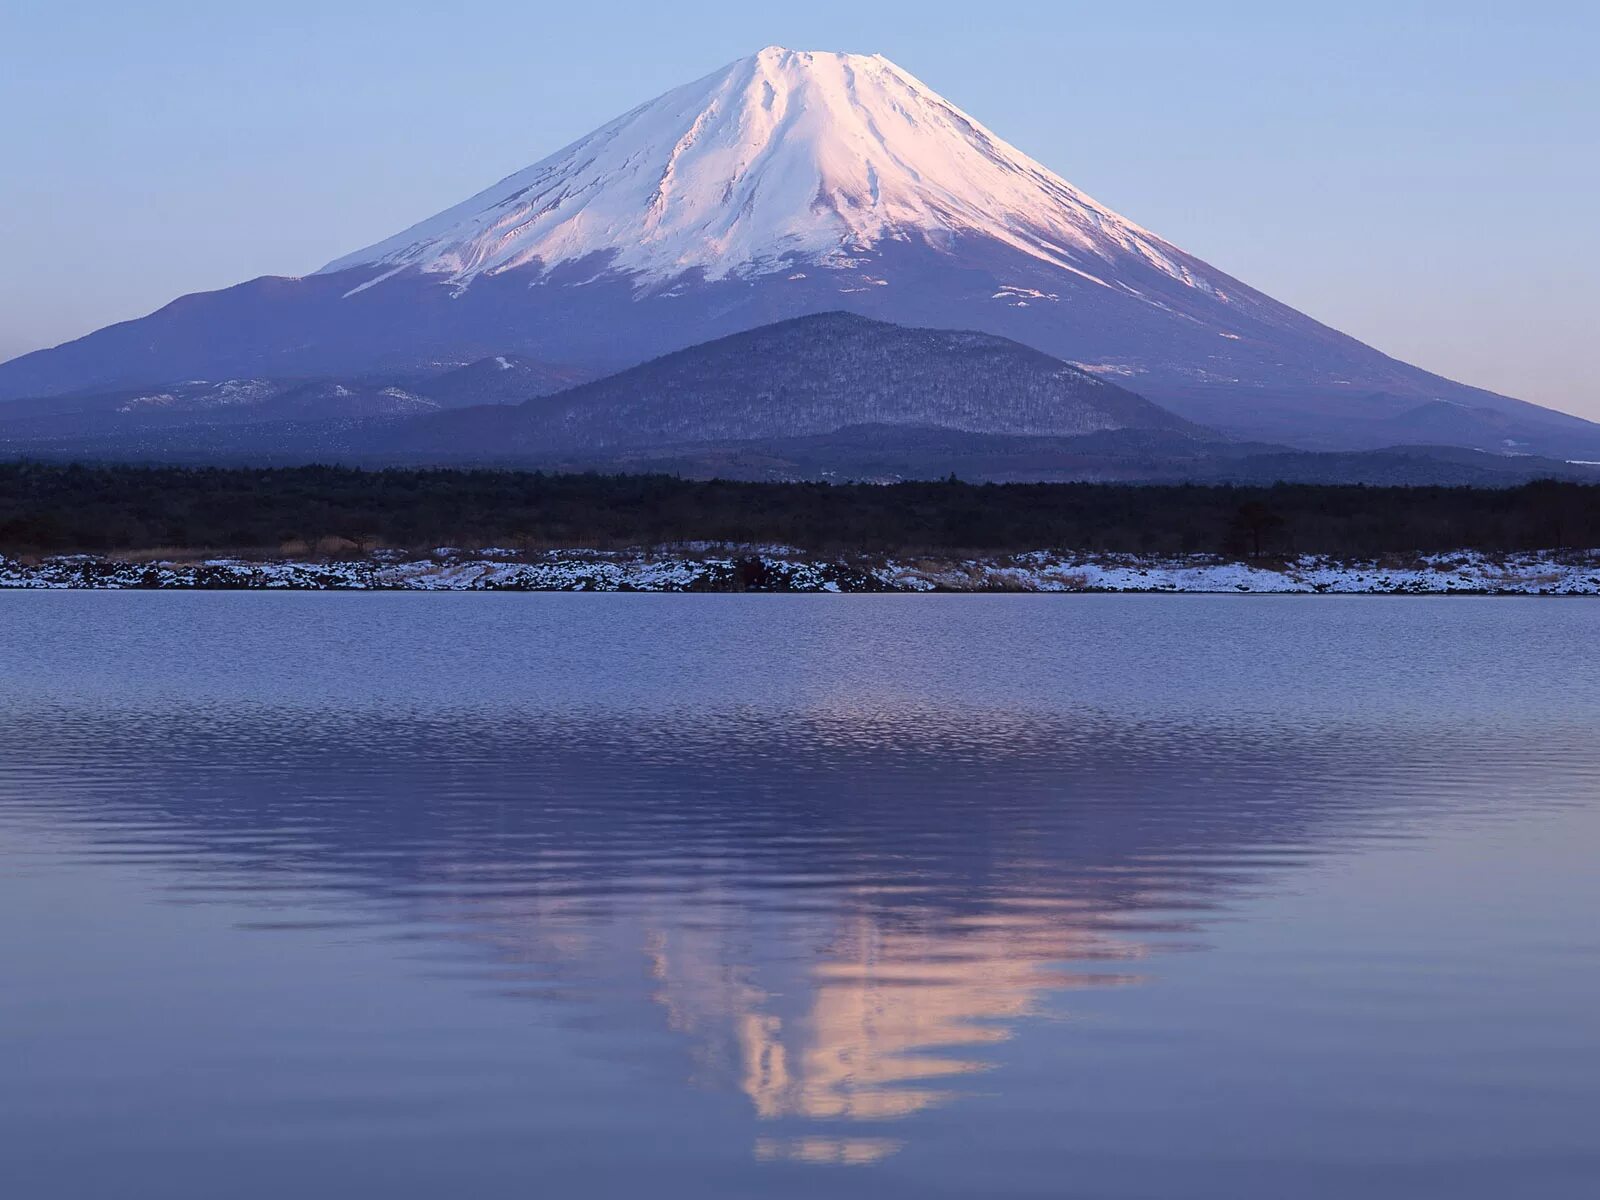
[1,461,1597,559]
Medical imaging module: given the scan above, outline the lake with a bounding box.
[2,594,1598,1199]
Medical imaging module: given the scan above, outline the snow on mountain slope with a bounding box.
[318,47,1210,298]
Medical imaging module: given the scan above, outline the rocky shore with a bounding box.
[4,548,1599,594]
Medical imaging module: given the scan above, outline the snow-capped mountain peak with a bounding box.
[17,45,1591,466]
[318,46,1204,293]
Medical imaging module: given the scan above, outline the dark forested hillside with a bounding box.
[375,313,1202,458]
[2,462,1597,559]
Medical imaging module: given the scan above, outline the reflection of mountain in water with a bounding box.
[653,908,1143,1129]
[0,700,1561,1161]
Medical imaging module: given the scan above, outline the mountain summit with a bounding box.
[2,46,1596,461]
[320,47,1196,295]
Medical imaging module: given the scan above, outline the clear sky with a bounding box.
[2,0,1595,416]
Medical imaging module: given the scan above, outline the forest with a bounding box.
[1,461,1597,559]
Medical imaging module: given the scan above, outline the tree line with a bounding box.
[1,461,1596,559]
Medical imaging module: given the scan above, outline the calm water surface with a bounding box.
[2,595,1598,1199]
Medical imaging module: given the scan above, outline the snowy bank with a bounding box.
[3,549,1599,594]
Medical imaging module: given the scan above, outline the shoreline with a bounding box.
[4,549,1598,595]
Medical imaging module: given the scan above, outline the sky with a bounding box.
[1,0,1595,417]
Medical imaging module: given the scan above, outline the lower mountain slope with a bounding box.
[377,312,1202,458]
[419,354,594,407]
[10,243,1598,461]
[1,313,1594,487]
[0,353,591,445]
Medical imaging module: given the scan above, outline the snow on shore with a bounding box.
[3,549,1598,594]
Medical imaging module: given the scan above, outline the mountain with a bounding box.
[1,45,1595,462]
[6,312,1590,489]
[374,313,1202,459]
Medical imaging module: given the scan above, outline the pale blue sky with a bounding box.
[2,0,1595,415]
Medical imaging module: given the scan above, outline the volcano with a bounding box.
[2,46,1595,459]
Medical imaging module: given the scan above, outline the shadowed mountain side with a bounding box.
[421,354,595,407]
[11,246,1596,460]
[1153,378,1600,461]
[0,354,596,443]
[375,313,1203,456]
[3,316,1594,485]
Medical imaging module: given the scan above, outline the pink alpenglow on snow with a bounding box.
[318,48,1206,296]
